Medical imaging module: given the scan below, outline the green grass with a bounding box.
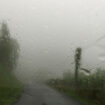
[49,84,94,105]
[59,88,96,105]
[0,66,24,105]
[47,68,105,105]
[0,88,23,105]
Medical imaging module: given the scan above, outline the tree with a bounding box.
[74,47,82,86]
[0,22,19,70]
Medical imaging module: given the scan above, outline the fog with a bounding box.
[0,0,105,82]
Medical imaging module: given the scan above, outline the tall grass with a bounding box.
[47,68,105,105]
[0,66,23,105]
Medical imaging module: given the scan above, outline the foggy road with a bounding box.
[14,83,83,105]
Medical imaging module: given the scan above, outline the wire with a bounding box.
[62,35,105,70]
[81,35,105,70]
[83,34,105,50]
[85,61,105,71]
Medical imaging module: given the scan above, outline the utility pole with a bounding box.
[74,47,82,87]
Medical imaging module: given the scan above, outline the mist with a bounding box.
[0,0,105,83]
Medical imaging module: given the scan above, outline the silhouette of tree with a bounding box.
[74,47,82,86]
[0,22,19,70]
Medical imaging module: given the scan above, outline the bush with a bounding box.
[48,69,105,105]
[0,67,23,105]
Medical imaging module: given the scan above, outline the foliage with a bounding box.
[0,22,19,70]
[0,22,22,105]
[47,69,105,105]
[0,66,23,105]
[0,88,23,105]
[74,47,82,86]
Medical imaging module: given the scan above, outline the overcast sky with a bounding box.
[0,0,105,80]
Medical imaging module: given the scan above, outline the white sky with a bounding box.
[0,0,105,80]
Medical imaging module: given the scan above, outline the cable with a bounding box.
[80,35,105,71]
[83,34,105,50]
[83,61,105,72]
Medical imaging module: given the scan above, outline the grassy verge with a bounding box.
[47,69,105,105]
[0,87,23,105]
[48,84,94,105]
[0,67,24,105]
[55,86,95,105]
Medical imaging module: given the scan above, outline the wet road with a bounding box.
[14,83,83,105]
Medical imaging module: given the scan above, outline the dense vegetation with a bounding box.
[47,69,105,105]
[0,66,23,105]
[0,22,19,70]
[0,22,23,105]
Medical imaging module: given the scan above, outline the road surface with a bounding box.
[14,82,83,105]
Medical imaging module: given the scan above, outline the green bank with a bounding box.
[0,66,23,105]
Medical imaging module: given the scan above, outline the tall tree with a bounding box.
[0,22,19,70]
[74,47,82,86]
